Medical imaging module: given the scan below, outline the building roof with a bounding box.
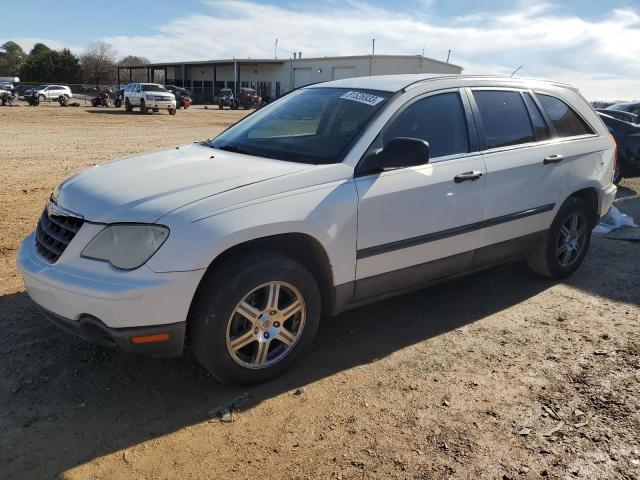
[136,54,461,70]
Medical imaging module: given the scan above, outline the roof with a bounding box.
[306,74,579,93]
[127,54,461,70]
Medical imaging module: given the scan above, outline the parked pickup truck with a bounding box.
[17,74,616,385]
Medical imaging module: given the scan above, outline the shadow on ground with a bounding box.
[0,236,636,478]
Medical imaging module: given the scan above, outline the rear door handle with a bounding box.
[543,154,564,164]
[454,171,483,183]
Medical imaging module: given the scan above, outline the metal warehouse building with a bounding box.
[118,54,463,104]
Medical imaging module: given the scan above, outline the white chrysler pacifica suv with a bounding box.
[18,75,617,384]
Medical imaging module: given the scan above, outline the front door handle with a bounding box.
[543,154,564,164]
[454,171,483,183]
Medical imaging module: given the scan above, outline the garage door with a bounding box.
[293,68,313,88]
[332,66,356,80]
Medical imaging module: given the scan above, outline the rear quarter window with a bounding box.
[537,94,594,137]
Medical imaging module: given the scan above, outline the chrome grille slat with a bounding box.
[34,208,83,263]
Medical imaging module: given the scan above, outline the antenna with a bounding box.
[510,65,524,77]
[446,49,451,63]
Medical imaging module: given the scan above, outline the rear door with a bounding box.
[354,89,486,301]
[468,88,564,263]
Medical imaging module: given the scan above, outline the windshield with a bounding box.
[141,84,167,92]
[211,87,392,164]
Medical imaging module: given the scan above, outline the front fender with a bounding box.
[146,180,359,287]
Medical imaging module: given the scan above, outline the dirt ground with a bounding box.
[0,104,638,480]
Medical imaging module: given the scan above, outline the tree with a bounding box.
[118,55,150,83]
[18,44,82,83]
[81,42,117,85]
[0,41,26,76]
[19,43,56,82]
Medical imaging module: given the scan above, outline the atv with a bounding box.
[218,88,237,110]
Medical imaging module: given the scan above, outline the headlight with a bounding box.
[81,225,169,270]
[146,94,153,100]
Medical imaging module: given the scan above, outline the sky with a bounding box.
[3,0,640,100]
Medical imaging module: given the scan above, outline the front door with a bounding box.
[354,90,486,301]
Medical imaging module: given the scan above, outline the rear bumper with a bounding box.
[39,307,185,357]
[600,183,617,218]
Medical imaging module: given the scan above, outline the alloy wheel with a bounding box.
[556,213,587,268]
[226,281,306,369]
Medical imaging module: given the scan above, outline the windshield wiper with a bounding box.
[216,144,275,159]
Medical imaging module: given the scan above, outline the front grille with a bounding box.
[153,95,171,101]
[35,209,83,263]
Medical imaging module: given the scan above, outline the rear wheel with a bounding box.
[527,197,592,279]
[190,251,321,385]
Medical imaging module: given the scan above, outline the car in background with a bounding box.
[598,111,640,183]
[237,87,263,109]
[123,83,176,115]
[595,108,639,125]
[25,85,73,102]
[218,88,237,109]
[606,102,640,116]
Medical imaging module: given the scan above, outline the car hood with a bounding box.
[54,143,312,223]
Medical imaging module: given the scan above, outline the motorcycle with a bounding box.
[114,94,123,108]
[91,91,112,108]
[180,95,192,109]
[0,89,15,106]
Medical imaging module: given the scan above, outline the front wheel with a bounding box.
[169,108,176,115]
[190,251,321,385]
[125,98,132,112]
[140,99,147,114]
[527,197,592,279]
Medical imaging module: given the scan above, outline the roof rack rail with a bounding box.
[401,74,579,93]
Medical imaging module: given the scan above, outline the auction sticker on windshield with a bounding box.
[340,91,385,106]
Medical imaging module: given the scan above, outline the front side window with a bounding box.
[376,92,469,159]
[211,87,392,164]
[473,90,535,149]
[537,94,593,137]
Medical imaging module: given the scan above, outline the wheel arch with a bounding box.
[188,233,339,321]
[565,187,599,228]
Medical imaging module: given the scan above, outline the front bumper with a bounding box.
[17,229,205,356]
[39,308,186,357]
[148,101,176,109]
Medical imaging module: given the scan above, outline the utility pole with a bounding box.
[446,49,451,63]
[370,38,375,76]
[274,38,278,59]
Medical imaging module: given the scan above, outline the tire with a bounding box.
[218,103,223,110]
[125,98,132,112]
[169,108,176,116]
[153,108,159,113]
[190,251,321,385]
[527,197,593,279]
[1,96,6,106]
[140,99,147,114]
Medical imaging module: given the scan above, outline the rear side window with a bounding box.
[382,92,469,158]
[523,92,550,141]
[537,94,593,137]
[473,90,535,149]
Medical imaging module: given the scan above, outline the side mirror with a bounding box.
[371,137,430,172]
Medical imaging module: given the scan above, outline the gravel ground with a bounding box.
[0,104,638,480]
